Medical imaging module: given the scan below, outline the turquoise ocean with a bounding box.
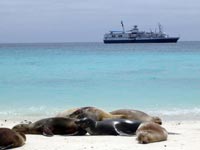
[0,42,200,120]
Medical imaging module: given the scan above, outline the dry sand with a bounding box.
[1,119,200,150]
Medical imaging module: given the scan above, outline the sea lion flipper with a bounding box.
[0,144,14,150]
[42,126,54,136]
[115,128,129,136]
[114,123,130,136]
[114,121,141,135]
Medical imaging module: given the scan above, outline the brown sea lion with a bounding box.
[69,106,126,121]
[56,108,79,118]
[12,117,86,136]
[136,122,168,144]
[110,109,162,125]
[0,128,26,149]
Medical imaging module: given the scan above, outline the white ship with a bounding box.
[104,22,179,43]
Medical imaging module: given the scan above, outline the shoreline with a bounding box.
[1,109,200,121]
[1,119,200,150]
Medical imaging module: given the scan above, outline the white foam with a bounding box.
[148,107,200,116]
[1,106,200,121]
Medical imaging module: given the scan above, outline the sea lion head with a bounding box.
[70,106,101,121]
[152,116,162,125]
[69,107,94,119]
[75,118,95,129]
[12,124,30,134]
[69,109,85,119]
[137,131,151,144]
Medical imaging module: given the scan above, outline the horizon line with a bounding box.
[0,40,199,45]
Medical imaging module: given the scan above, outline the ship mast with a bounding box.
[158,23,163,34]
[121,21,125,33]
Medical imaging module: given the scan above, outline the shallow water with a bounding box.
[0,42,200,119]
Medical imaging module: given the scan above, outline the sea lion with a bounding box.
[69,106,126,121]
[110,109,162,125]
[12,117,86,136]
[0,128,26,149]
[75,118,142,135]
[56,108,79,118]
[136,122,168,144]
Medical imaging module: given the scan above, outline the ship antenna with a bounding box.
[121,21,125,33]
[158,23,163,34]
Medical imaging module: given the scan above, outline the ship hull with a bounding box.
[104,37,179,44]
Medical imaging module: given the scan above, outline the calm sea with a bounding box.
[0,42,200,120]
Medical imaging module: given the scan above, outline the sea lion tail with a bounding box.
[42,126,54,137]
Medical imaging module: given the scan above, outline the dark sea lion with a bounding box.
[12,117,86,136]
[0,128,26,149]
[136,122,168,144]
[110,109,162,125]
[69,106,126,121]
[75,118,142,135]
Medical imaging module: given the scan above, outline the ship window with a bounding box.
[118,35,122,37]
[112,35,115,38]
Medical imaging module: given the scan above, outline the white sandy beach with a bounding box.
[1,119,200,150]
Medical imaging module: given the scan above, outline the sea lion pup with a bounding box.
[75,118,142,135]
[110,109,162,125]
[69,106,126,121]
[12,117,86,136]
[0,128,26,149]
[136,122,168,144]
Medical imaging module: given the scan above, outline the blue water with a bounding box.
[0,42,200,118]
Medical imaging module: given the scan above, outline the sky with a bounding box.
[0,0,200,43]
